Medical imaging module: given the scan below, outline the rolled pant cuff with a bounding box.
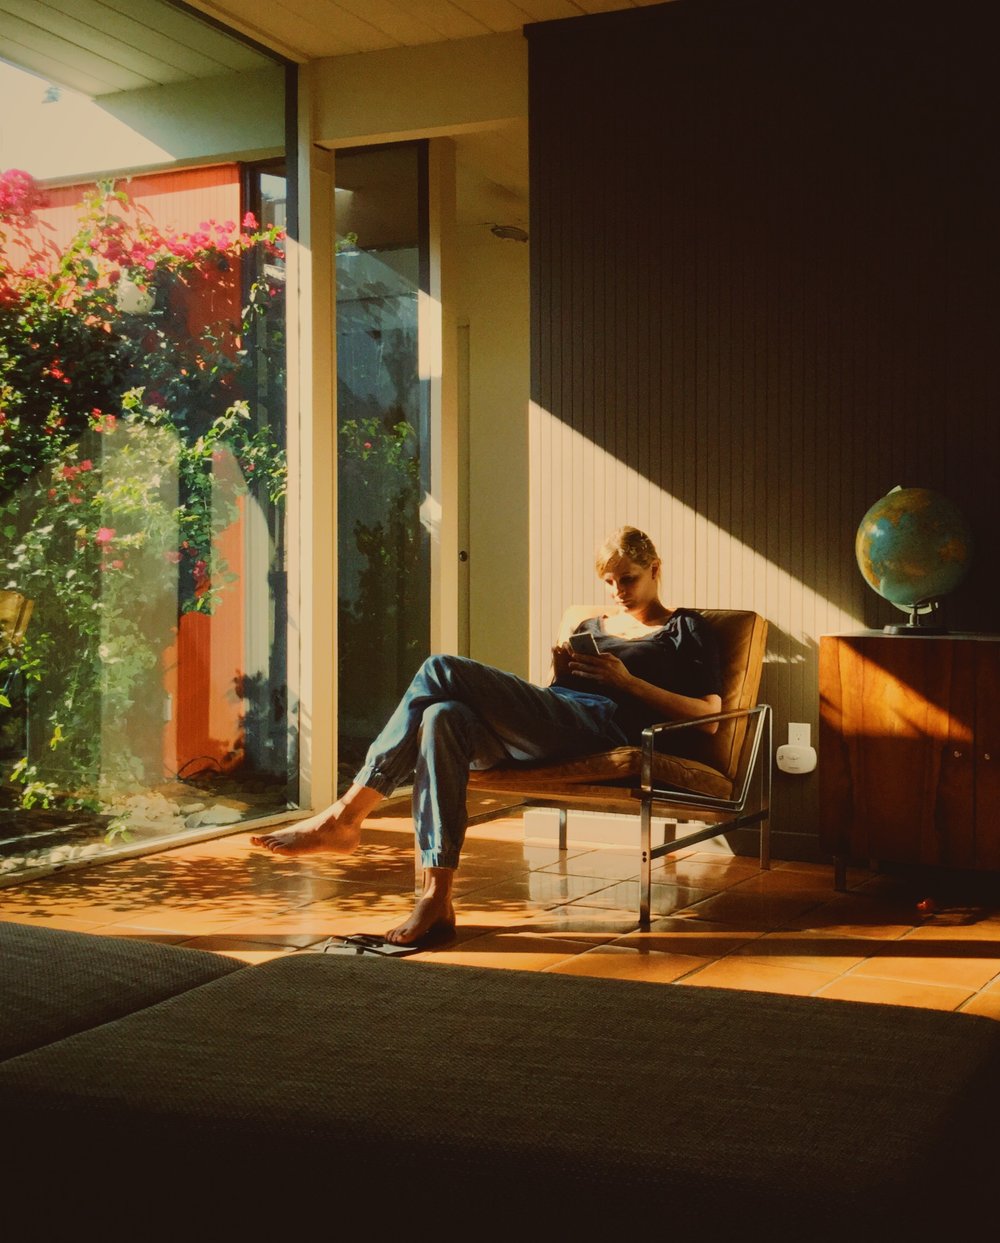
[352,764,400,797]
[419,850,459,870]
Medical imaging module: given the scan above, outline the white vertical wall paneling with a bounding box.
[528,408,864,692]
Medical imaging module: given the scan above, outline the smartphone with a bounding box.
[568,630,601,656]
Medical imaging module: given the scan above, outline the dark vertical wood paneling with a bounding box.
[527,0,1000,852]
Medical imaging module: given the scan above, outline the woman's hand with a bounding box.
[557,644,722,733]
[551,643,631,689]
[550,643,575,682]
[566,649,634,691]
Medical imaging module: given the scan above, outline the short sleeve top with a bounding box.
[554,608,722,745]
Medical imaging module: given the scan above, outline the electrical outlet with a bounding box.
[776,743,817,774]
[788,722,810,747]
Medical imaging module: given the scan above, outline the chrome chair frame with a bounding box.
[634,704,772,928]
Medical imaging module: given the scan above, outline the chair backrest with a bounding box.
[698,608,768,777]
[557,605,768,779]
[0,591,33,648]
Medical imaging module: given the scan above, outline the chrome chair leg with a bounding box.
[760,705,772,870]
[640,798,652,930]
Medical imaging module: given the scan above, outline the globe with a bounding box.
[855,487,973,626]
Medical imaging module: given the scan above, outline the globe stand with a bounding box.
[883,600,946,636]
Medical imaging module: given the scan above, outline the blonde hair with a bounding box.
[595,526,660,576]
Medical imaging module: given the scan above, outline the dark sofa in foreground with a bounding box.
[2,919,999,1237]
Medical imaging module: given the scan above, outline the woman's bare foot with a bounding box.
[251,784,384,856]
[251,811,356,856]
[385,867,456,945]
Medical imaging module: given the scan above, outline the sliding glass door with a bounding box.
[334,143,430,789]
[0,158,296,879]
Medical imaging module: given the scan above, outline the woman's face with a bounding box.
[601,556,661,612]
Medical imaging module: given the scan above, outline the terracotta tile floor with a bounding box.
[4,806,1000,1020]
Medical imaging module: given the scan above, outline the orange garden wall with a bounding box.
[38,165,248,782]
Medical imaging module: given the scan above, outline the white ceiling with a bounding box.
[0,1,664,94]
[0,0,657,228]
[0,0,273,97]
[181,0,665,63]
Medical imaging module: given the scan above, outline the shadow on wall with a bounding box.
[528,0,999,634]
[765,627,814,671]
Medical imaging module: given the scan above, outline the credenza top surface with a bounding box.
[821,631,1000,643]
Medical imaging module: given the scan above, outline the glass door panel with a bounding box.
[335,144,430,787]
[0,150,295,880]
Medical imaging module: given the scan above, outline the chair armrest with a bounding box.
[639,705,768,794]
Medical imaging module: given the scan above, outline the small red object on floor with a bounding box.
[916,898,937,915]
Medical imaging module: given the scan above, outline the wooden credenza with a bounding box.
[819,632,1000,888]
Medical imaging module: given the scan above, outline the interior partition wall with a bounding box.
[526,0,1000,853]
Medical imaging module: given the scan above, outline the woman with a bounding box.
[252,527,722,946]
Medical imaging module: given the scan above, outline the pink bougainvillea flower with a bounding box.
[242,211,258,230]
[110,559,124,570]
[0,168,44,220]
[60,464,79,480]
[94,527,115,544]
[68,495,82,505]
[79,459,93,472]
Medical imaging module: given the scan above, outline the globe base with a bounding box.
[884,600,947,635]
[883,622,947,636]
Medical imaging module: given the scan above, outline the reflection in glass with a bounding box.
[0,164,294,880]
[335,145,430,788]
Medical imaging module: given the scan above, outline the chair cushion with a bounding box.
[470,747,733,800]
